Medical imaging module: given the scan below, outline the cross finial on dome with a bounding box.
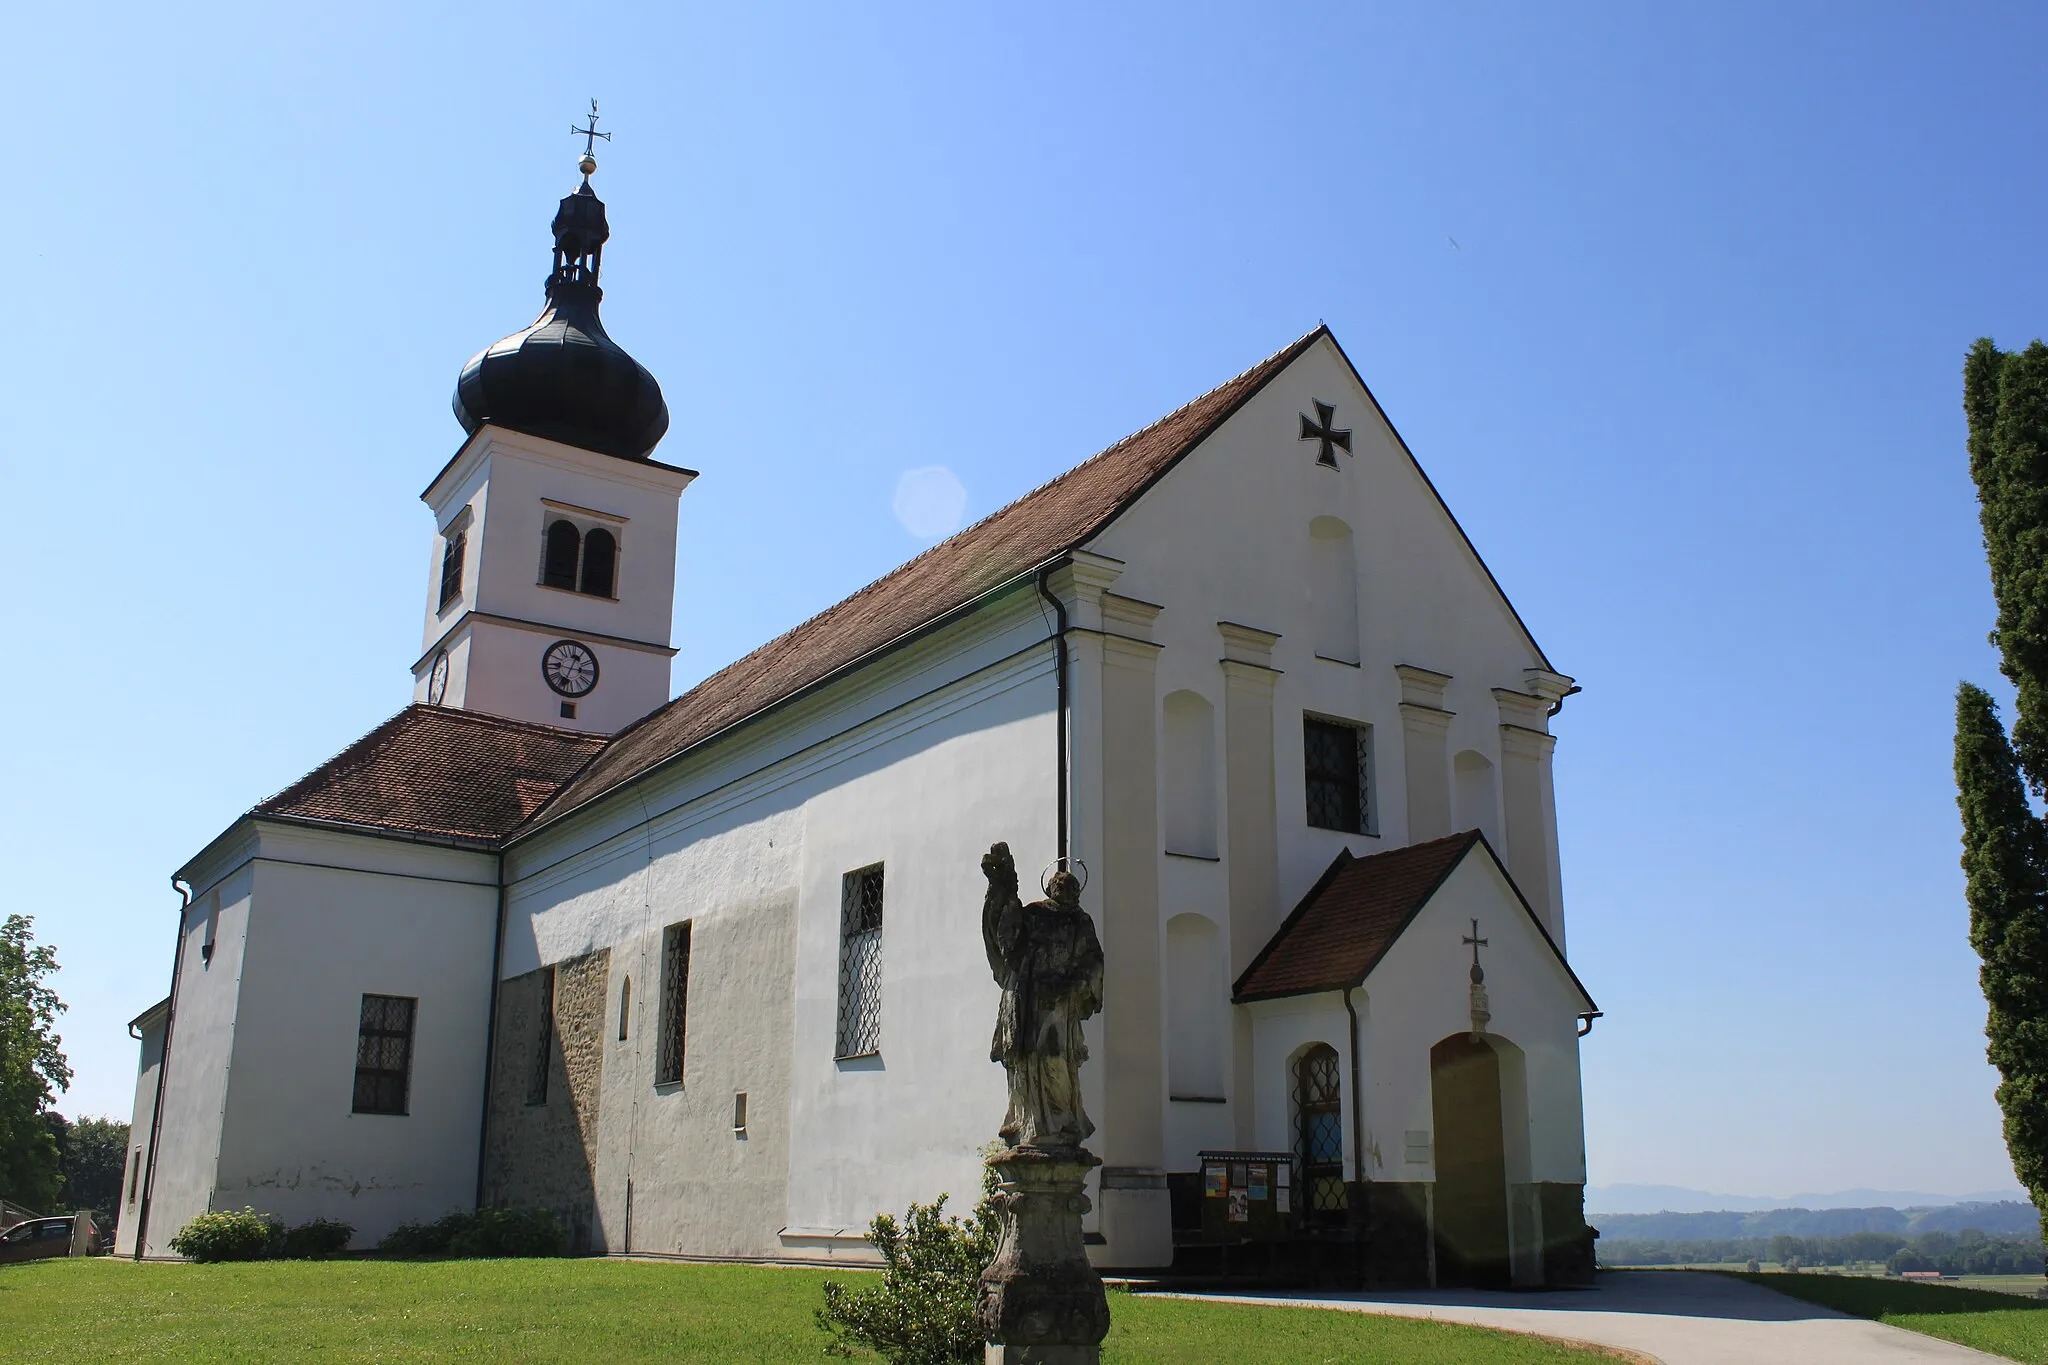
[571,99,611,180]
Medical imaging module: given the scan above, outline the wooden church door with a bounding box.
[1430,1034,1510,1286]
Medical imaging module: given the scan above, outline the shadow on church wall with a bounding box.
[482,950,609,1252]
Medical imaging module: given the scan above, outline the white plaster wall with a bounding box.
[1075,334,1568,1178]
[1352,852,1588,1187]
[113,1014,165,1255]
[1090,334,1558,904]
[209,828,500,1247]
[133,868,252,1256]
[416,427,690,731]
[501,594,1060,1260]
[459,617,672,735]
[1246,996,1358,1175]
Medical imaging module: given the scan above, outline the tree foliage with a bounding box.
[1959,338,2048,1244]
[0,914,70,1211]
[54,1116,130,1216]
[815,1168,1000,1365]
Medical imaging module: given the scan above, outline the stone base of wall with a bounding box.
[481,951,609,1253]
[1353,1181,1432,1288]
[1538,1182,1595,1286]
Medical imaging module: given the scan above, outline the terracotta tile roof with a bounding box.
[254,705,607,843]
[1234,832,1486,1002]
[530,327,1330,826]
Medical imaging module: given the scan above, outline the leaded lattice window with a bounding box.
[656,923,692,1085]
[527,967,555,1107]
[352,994,416,1116]
[836,865,884,1058]
[1304,717,1374,835]
[438,531,466,610]
[1294,1043,1348,1228]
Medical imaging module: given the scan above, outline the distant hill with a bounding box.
[1588,1183,2029,1215]
[1591,1201,2040,1241]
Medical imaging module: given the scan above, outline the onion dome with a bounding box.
[453,167,669,461]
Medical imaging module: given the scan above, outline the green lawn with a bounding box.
[0,1259,1621,1363]
[1734,1271,2048,1363]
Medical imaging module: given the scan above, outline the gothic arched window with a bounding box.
[1294,1043,1348,1229]
[542,520,581,589]
[580,527,617,598]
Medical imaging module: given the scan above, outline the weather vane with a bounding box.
[572,99,611,178]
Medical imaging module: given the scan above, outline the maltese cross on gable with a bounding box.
[1298,400,1352,468]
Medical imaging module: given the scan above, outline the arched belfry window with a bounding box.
[580,527,617,598]
[542,520,581,590]
[1293,1043,1348,1229]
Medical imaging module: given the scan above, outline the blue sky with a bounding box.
[5,2,2043,1200]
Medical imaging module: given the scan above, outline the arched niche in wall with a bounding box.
[1165,913,1227,1100]
[1309,516,1360,665]
[1455,749,1503,850]
[1162,690,1219,859]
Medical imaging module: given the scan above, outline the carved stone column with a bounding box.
[981,1147,1112,1364]
[1395,665,1454,842]
[1218,621,1280,1147]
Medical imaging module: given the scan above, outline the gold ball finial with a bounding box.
[578,152,598,177]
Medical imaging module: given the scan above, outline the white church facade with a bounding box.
[115,158,1599,1288]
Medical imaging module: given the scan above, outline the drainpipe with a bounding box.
[1036,565,1070,863]
[133,876,192,1260]
[1342,987,1367,1218]
[474,856,511,1210]
[1575,1010,1602,1038]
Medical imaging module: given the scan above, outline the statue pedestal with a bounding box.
[980,1145,1111,1365]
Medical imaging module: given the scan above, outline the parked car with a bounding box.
[0,1216,100,1263]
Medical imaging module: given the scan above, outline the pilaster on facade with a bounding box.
[1397,665,1456,843]
[1216,619,1282,1154]
[1494,689,1563,948]
[1395,664,1453,711]
[1522,668,1577,713]
[1217,620,1281,669]
[1042,549,1127,635]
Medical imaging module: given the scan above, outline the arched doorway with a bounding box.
[1430,1034,1509,1286]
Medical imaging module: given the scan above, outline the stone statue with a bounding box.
[977,842,1111,1365]
[981,842,1105,1151]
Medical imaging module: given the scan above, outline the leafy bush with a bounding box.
[448,1205,566,1258]
[168,1207,280,1262]
[816,1166,1000,1365]
[376,1206,565,1259]
[280,1217,354,1259]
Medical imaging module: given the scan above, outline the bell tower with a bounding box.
[413,107,694,734]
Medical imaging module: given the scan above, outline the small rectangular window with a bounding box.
[128,1149,141,1204]
[656,924,692,1085]
[526,968,555,1106]
[438,530,466,611]
[1304,717,1374,835]
[836,864,885,1059]
[560,701,577,720]
[733,1091,748,1136]
[352,994,417,1115]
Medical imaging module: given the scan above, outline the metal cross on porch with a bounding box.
[1299,400,1353,467]
[572,99,612,158]
[1463,919,1488,976]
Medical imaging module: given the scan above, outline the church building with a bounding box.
[114,145,1599,1287]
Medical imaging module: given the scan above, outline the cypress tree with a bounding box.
[1955,684,2048,1236]
[1959,338,2048,1239]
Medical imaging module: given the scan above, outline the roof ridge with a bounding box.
[521,325,1328,831]
[413,703,608,744]
[657,326,1331,698]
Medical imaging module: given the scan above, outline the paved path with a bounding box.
[1160,1269,2008,1363]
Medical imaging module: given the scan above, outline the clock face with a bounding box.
[427,650,450,706]
[542,640,599,697]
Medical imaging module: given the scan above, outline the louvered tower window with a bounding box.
[836,865,885,1058]
[438,530,466,610]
